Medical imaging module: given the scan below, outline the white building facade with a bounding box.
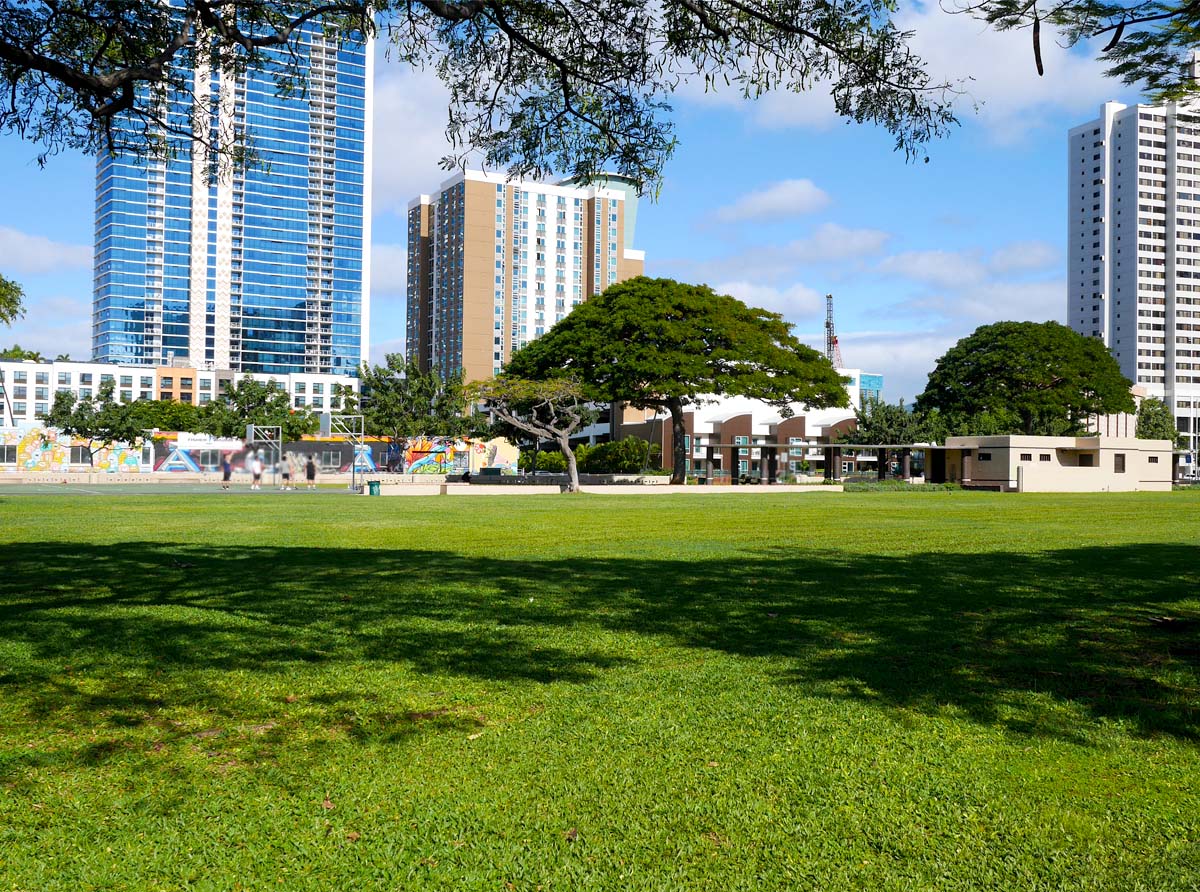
[1069,93,1200,456]
[0,358,358,429]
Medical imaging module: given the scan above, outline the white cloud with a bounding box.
[714,280,824,320]
[833,328,964,402]
[988,240,1060,273]
[880,249,987,289]
[898,7,1118,142]
[900,279,1066,325]
[369,337,406,367]
[371,243,407,295]
[672,8,1118,143]
[0,227,91,275]
[2,294,92,360]
[370,65,461,218]
[713,179,830,223]
[657,222,890,285]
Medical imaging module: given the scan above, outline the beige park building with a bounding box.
[406,170,645,383]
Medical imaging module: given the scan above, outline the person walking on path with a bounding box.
[250,450,264,490]
[305,456,317,490]
[220,454,232,491]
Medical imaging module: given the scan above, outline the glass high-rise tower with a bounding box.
[92,25,371,375]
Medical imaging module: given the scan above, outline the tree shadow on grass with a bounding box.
[0,540,1197,764]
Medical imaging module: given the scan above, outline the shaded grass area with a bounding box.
[0,493,1198,890]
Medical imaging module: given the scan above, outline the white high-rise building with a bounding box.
[1069,87,1200,454]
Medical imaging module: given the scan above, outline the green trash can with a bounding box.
[367,480,381,496]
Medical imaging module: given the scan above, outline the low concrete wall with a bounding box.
[370,482,844,496]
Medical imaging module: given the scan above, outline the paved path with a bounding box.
[0,483,357,496]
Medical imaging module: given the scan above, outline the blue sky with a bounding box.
[0,8,1140,399]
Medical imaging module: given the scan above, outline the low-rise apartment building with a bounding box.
[0,358,359,428]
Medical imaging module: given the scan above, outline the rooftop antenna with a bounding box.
[824,294,844,368]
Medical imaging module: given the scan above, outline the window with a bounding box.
[294,396,306,408]
[1114,453,1126,473]
[200,379,211,391]
[0,445,16,463]
[977,452,992,461]
[70,446,90,464]
[35,372,48,385]
[734,435,749,456]
[1040,454,1051,462]
[35,402,46,416]
[34,387,48,400]
[12,386,26,399]
[312,383,324,395]
[120,375,132,387]
[311,397,324,409]
[295,382,306,393]
[58,372,71,385]
[161,377,173,388]
[120,390,132,402]
[13,371,26,383]
[1149,455,1160,464]
[140,376,153,388]
[101,374,113,384]
[1020,453,1033,461]
[12,402,25,415]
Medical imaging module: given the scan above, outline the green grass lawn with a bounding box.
[1,491,1198,891]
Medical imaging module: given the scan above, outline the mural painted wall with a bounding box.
[400,437,519,475]
[3,427,520,476]
[1,426,145,474]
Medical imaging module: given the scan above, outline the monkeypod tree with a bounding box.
[506,277,848,484]
[916,321,1135,436]
[468,375,596,493]
[6,2,1200,187]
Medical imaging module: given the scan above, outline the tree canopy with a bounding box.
[39,379,142,465]
[198,376,318,441]
[0,343,42,361]
[350,353,479,464]
[7,1,1196,187]
[1135,396,1183,445]
[0,275,23,326]
[841,396,931,445]
[505,277,848,483]
[915,321,1135,436]
[469,375,595,492]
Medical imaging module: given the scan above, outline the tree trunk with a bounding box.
[668,397,687,485]
[559,434,580,493]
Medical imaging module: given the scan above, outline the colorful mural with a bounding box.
[3,426,519,476]
[1,426,144,474]
[399,437,519,475]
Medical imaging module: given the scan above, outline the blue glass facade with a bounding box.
[92,25,368,375]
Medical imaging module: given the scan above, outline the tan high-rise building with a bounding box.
[406,170,645,383]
